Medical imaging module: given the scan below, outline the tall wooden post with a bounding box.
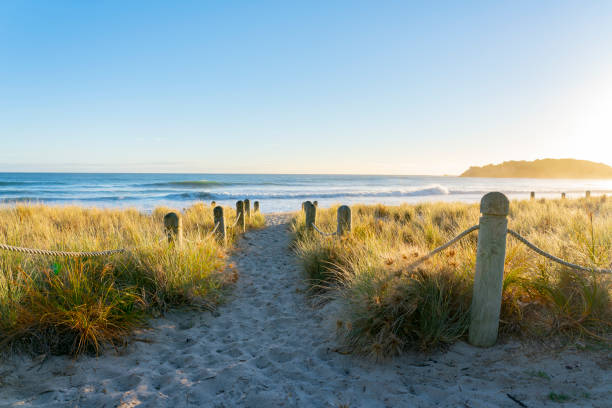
[213,206,226,245]
[304,201,316,231]
[236,200,246,233]
[164,212,183,247]
[337,205,351,236]
[469,192,509,347]
[254,201,260,213]
[244,199,251,221]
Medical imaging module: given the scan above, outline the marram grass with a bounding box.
[291,197,612,357]
[0,202,265,356]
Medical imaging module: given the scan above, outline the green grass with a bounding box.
[291,197,612,357]
[548,392,571,403]
[0,202,265,356]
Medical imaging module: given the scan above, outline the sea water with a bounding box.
[1,173,611,213]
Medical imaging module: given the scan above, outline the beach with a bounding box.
[1,213,610,407]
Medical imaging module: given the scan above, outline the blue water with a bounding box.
[1,173,611,213]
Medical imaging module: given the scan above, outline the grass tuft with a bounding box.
[0,202,261,356]
[292,198,612,356]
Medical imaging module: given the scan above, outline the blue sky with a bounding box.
[1,1,611,174]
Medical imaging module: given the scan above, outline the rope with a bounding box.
[0,243,126,257]
[0,219,227,257]
[507,229,612,274]
[405,225,480,270]
[179,222,224,244]
[228,215,241,228]
[311,223,337,237]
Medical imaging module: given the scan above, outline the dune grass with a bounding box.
[0,202,265,356]
[291,197,612,357]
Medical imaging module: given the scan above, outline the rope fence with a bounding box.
[228,215,241,228]
[405,225,480,270]
[0,243,127,258]
[507,229,612,274]
[312,223,337,237]
[0,202,256,257]
[301,192,611,348]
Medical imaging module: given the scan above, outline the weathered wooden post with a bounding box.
[254,201,260,213]
[213,206,226,245]
[164,212,183,247]
[304,201,316,231]
[236,200,246,232]
[244,199,251,221]
[469,192,509,347]
[211,201,216,207]
[337,205,351,236]
[561,192,566,199]
[313,201,318,207]
[530,192,535,200]
[586,191,591,199]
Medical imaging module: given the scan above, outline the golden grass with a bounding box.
[291,197,612,357]
[0,202,265,356]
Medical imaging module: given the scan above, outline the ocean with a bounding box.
[1,173,611,213]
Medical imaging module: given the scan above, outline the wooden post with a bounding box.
[254,201,260,213]
[561,192,566,199]
[337,205,351,236]
[586,191,591,199]
[213,206,226,245]
[304,201,316,231]
[163,212,183,247]
[211,201,216,207]
[244,199,251,221]
[469,192,509,347]
[313,201,318,207]
[236,200,246,232]
[530,192,535,200]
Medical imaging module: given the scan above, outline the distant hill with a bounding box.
[460,159,612,179]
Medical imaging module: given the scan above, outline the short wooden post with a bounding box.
[304,201,316,231]
[211,201,216,207]
[236,200,246,232]
[561,192,566,199]
[469,192,509,347]
[254,201,260,213]
[213,206,226,245]
[586,191,591,199]
[164,212,183,247]
[337,205,351,236]
[530,192,535,200]
[313,201,318,207]
[244,199,251,221]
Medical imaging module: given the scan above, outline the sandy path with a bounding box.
[1,214,610,407]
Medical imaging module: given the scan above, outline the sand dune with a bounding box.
[1,214,610,407]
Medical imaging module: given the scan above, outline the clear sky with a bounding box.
[1,1,611,175]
